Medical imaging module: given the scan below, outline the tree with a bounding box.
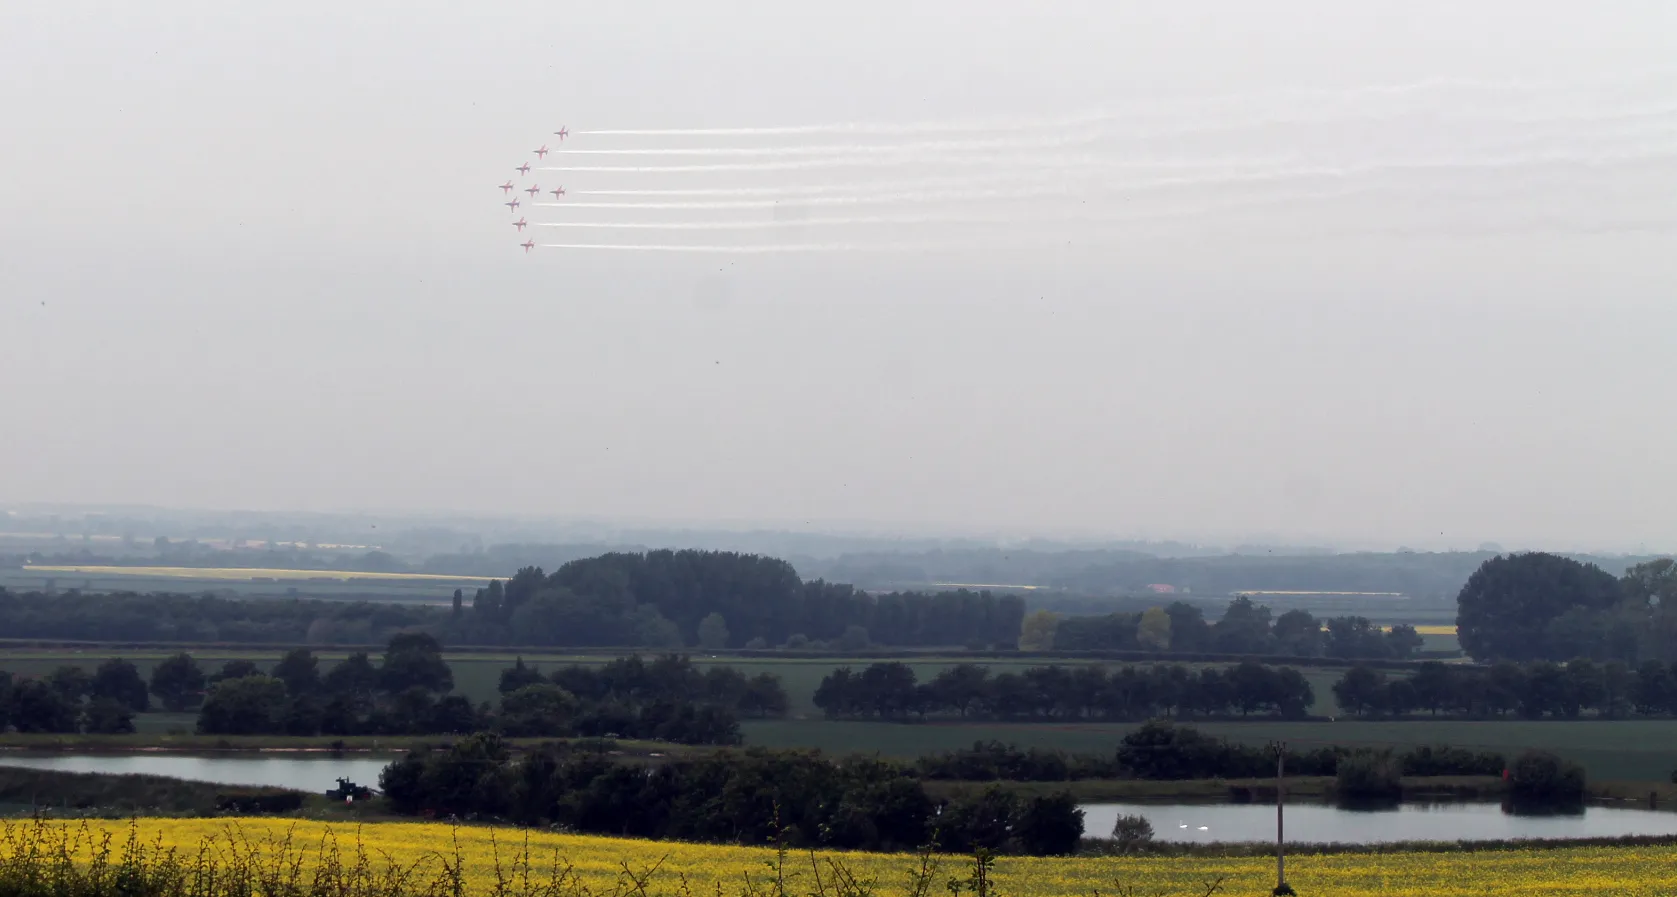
[1136,607,1172,651]
[499,683,580,736]
[1164,602,1211,652]
[380,632,453,693]
[1456,553,1621,662]
[9,679,79,733]
[697,613,730,650]
[1384,624,1424,660]
[211,660,263,683]
[1018,611,1059,651]
[150,652,206,712]
[47,666,91,702]
[320,650,380,704]
[271,648,320,696]
[1509,750,1585,801]
[451,588,464,619]
[1013,791,1084,855]
[82,697,136,734]
[1213,596,1274,655]
[1333,666,1387,717]
[837,624,871,651]
[197,675,289,735]
[90,658,150,713]
[498,657,546,694]
[1272,609,1322,657]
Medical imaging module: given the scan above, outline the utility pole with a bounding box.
[1273,740,1293,896]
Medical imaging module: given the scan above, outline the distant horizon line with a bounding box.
[2,499,1669,557]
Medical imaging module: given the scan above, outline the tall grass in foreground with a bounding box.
[0,817,1237,897]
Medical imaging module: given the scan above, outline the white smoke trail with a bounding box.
[558,108,1677,159]
[529,144,1677,211]
[535,242,924,253]
[534,214,1023,229]
[576,70,1677,137]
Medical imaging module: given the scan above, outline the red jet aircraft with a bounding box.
[515,163,531,176]
[498,181,515,194]
[524,184,541,197]
[533,145,549,158]
[522,240,536,253]
[504,198,520,212]
[549,186,566,199]
[553,126,569,141]
[512,217,528,231]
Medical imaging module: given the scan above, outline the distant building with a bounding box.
[1145,583,1176,594]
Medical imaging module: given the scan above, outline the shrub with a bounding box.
[1336,750,1403,799]
[1509,750,1585,801]
[1109,814,1154,850]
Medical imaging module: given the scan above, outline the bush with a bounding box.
[1509,750,1586,801]
[1401,745,1506,777]
[1109,813,1154,850]
[214,790,306,813]
[1336,750,1402,799]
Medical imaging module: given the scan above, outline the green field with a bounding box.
[741,718,1677,782]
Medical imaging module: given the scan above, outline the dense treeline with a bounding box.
[1331,657,1677,720]
[0,551,1025,649]
[913,725,1506,782]
[1456,554,1677,664]
[812,660,1316,722]
[1045,596,1424,660]
[0,643,776,745]
[494,654,787,743]
[0,588,435,645]
[456,551,1026,649]
[378,735,1085,856]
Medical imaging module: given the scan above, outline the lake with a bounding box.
[1082,800,1677,844]
[7,752,1677,844]
[0,752,394,793]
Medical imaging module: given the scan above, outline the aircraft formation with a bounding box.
[496,73,1677,256]
[498,127,568,252]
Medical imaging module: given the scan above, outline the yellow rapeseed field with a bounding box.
[15,818,1677,897]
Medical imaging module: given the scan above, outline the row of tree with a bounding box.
[812,661,1317,722]
[1456,554,1677,664]
[377,735,1085,855]
[1035,597,1424,660]
[0,641,780,745]
[912,725,1507,782]
[1331,657,1677,720]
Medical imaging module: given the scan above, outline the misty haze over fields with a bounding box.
[4,2,1675,551]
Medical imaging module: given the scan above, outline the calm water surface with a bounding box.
[1083,800,1677,844]
[0,753,393,792]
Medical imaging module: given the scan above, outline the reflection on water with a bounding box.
[0,753,394,792]
[1081,800,1677,844]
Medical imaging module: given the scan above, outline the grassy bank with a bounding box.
[0,767,318,817]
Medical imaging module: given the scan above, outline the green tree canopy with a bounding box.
[1456,553,1622,662]
[149,652,206,712]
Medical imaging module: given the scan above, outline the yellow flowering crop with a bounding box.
[9,817,1677,897]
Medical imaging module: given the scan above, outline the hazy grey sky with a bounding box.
[3,1,1675,550]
